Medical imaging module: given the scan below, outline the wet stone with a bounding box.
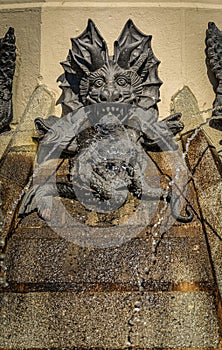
[19,211,48,228]
[131,291,220,348]
[0,291,131,349]
[192,146,222,190]
[148,149,187,179]
[182,130,222,188]
[5,222,214,289]
[198,181,222,239]
[0,151,35,187]
[0,176,23,236]
[207,226,222,298]
[0,130,14,160]
[0,291,219,349]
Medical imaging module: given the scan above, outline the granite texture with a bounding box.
[0,291,220,349]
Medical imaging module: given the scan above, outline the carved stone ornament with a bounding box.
[0,27,16,132]
[19,20,193,224]
[206,22,222,130]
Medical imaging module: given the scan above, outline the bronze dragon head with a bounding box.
[57,19,162,116]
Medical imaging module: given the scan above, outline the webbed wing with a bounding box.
[57,19,108,115]
[0,27,16,131]
[206,22,222,81]
[206,22,222,127]
[114,19,162,109]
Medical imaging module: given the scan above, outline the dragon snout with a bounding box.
[100,88,123,102]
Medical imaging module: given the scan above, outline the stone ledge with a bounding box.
[0,291,220,349]
[0,151,35,187]
[5,228,214,286]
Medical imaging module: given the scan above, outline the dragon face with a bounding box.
[80,62,143,105]
[58,19,162,115]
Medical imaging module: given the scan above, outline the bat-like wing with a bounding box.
[0,27,16,131]
[206,22,222,128]
[58,19,108,115]
[114,19,162,110]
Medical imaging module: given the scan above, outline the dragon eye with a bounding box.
[93,78,105,88]
[116,77,128,87]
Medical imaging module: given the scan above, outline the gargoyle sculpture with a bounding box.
[0,27,16,132]
[206,22,222,130]
[57,19,162,115]
[20,20,192,223]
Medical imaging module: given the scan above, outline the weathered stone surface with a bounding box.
[182,128,222,308]
[171,86,202,134]
[9,130,38,152]
[9,85,55,153]
[193,146,221,190]
[203,117,222,158]
[0,85,55,157]
[0,176,22,236]
[198,179,222,297]
[19,211,47,229]
[5,221,214,290]
[131,291,220,348]
[148,149,187,179]
[207,227,222,298]
[0,291,219,349]
[182,129,222,189]
[18,85,55,132]
[0,291,130,349]
[199,182,222,239]
[0,130,14,160]
[0,151,35,187]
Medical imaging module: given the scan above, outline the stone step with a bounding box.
[0,290,220,349]
[5,223,214,291]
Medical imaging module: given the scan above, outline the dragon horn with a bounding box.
[78,39,105,70]
[116,40,143,69]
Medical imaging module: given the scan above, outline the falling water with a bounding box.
[0,104,221,348]
[124,105,222,348]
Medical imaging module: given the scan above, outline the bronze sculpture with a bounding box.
[19,20,192,223]
[0,27,16,132]
[206,22,222,130]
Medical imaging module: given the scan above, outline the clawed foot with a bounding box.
[19,184,56,221]
[169,190,193,223]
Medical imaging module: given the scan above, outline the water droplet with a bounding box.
[144,267,149,275]
[0,276,6,284]
[3,295,8,302]
[0,237,5,247]
[125,341,132,347]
